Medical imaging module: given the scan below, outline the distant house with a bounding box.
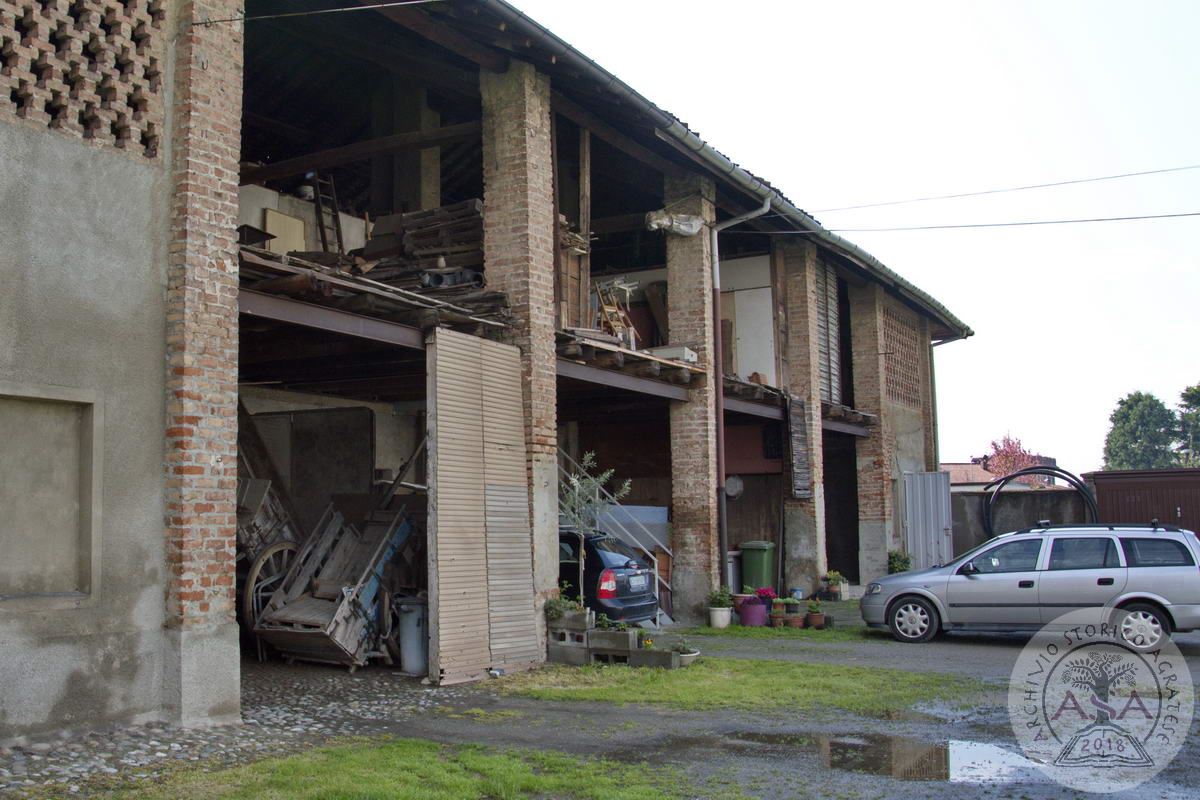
[941,455,1059,492]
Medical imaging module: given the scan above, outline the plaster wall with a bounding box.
[238,184,369,253]
[0,119,169,740]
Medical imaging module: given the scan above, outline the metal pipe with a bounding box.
[711,195,772,588]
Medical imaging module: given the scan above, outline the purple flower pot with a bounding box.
[738,602,768,627]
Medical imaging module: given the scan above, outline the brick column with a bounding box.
[778,241,827,592]
[849,283,893,582]
[664,174,718,621]
[162,0,243,727]
[481,61,557,650]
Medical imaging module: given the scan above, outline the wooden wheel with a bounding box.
[242,541,299,631]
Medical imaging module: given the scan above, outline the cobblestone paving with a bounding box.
[0,660,470,797]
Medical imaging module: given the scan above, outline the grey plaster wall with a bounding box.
[0,120,169,741]
[952,489,1088,554]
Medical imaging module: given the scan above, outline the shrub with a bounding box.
[888,550,912,574]
[753,586,777,603]
[807,598,822,614]
[706,586,733,608]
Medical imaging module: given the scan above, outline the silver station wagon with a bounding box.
[861,524,1200,649]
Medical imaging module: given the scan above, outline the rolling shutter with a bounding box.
[427,329,538,684]
[815,258,841,405]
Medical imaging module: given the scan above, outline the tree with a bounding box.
[984,435,1044,485]
[1179,383,1200,468]
[1102,392,1178,470]
[559,451,631,532]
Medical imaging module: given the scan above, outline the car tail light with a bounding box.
[598,569,617,599]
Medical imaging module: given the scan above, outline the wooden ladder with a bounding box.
[308,172,345,255]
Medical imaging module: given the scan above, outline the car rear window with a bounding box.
[1048,538,1121,570]
[591,536,643,568]
[1120,538,1196,567]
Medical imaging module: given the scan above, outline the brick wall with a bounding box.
[0,0,165,157]
[480,60,557,647]
[664,173,718,619]
[778,241,827,590]
[162,0,243,725]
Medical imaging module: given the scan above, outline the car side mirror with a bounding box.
[960,561,980,576]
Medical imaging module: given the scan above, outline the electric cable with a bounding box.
[724,210,1200,234]
[194,0,445,27]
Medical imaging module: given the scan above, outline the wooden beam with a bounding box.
[551,91,685,179]
[239,289,425,351]
[240,121,482,185]
[557,358,690,401]
[364,2,509,73]
[244,111,311,143]
[269,20,479,99]
[723,396,784,420]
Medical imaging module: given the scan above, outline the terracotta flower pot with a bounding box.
[785,614,806,628]
[731,593,753,614]
[805,612,825,629]
[770,614,785,628]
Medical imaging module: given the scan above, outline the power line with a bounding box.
[193,0,445,27]
[812,163,1200,213]
[727,210,1200,234]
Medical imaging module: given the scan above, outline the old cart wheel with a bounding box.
[242,541,299,631]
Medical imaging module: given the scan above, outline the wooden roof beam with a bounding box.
[363,1,509,73]
[551,91,686,180]
[241,120,482,184]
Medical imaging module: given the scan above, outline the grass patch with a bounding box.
[496,657,986,717]
[679,623,881,642]
[103,737,722,800]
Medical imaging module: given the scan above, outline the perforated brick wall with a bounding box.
[882,304,921,408]
[0,0,165,157]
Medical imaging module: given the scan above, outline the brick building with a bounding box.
[0,0,968,739]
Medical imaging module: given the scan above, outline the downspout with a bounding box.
[712,195,772,588]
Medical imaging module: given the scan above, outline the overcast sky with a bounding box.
[509,0,1200,474]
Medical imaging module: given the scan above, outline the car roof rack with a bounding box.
[1015,521,1184,534]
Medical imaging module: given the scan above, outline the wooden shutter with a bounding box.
[815,259,841,405]
[427,329,537,684]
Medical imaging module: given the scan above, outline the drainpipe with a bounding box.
[712,195,772,588]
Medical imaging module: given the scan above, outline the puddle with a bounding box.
[607,730,1050,785]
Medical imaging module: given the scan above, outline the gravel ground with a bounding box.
[1,618,1197,799]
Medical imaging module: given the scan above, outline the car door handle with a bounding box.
[1097,577,1114,586]
[1018,580,1035,588]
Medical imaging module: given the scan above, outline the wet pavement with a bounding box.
[0,624,1197,798]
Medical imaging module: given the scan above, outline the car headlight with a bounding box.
[865,583,882,595]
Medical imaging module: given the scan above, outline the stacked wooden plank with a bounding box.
[350,199,505,317]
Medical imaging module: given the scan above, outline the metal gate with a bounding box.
[427,329,538,684]
[902,471,953,570]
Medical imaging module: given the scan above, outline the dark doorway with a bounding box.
[823,431,860,583]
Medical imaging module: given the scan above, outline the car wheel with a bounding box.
[888,596,939,643]
[1116,603,1170,651]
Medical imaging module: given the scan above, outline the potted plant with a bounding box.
[545,583,592,632]
[731,585,755,615]
[805,598,825,629]
[737,594,767,627]
[672,638,700,667]
[783,597,805,628]
[825,570,847,600]
[706,586,733,629]
[587,614,639,651]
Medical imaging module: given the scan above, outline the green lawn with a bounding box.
[497,657,985,717]
[101,737,716,800]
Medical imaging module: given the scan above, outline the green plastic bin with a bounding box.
[739,540,775,591]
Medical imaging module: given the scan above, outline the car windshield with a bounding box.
[591,536,643,568]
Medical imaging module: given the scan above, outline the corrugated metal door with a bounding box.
[903,472,953,570]
[427,329,537,685]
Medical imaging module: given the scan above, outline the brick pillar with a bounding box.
[481,61,557,651]
[162,0,243,727]
[849,283,893,582]
[778,241,827,593]
[664,174,718,621]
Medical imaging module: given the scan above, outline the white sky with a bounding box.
[509,0,1200,474]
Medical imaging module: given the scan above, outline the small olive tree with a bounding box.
[559,451,631,532]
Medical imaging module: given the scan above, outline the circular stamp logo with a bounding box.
[1009,609,1193,793]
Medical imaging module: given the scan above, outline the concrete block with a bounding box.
[547,642,590,666]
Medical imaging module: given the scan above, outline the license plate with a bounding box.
[629,574,648,590]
